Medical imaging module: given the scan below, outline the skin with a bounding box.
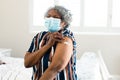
[24,9,73,80]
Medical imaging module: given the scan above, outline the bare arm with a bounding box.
[39,37,73,80]
[24,32,64,68]
[24,44,51,68]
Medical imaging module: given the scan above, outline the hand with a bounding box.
[46,32,64,47]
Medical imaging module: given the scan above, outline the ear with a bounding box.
[61,21,67,28]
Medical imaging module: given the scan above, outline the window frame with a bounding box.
[29,0,120,35]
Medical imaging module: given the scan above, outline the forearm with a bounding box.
[39,59,65,80]
[24,44,51,68]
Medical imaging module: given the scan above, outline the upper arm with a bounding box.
[49,36,73,71]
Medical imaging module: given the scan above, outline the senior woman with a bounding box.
[24,6,77,80]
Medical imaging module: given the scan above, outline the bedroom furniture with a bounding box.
[0,56,32,80]
[0,51,110,80]
[77,52,102,80]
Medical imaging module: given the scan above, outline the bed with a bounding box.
[0,56,32,80]
[0,52,105,80]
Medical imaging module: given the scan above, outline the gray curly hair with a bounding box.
[44,6,72,28]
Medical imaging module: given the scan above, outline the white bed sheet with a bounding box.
[0,56,32,80]
[0,52,103,80]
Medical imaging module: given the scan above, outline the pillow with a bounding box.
[76,52,102,80]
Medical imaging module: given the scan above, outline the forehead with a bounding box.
[47,9,61,17]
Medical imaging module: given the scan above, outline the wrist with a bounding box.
[44,44,52,49]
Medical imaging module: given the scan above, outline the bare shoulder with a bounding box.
[56,36,73,49]
[60,36,72,45]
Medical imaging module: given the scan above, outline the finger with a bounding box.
[53,32,62,35]
[54,38,63,43]
[54,35,63,40]
[53,32,63,37]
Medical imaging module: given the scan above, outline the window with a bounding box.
[29,0,120,34]
[84,0,108,27]
[112,0,120,27]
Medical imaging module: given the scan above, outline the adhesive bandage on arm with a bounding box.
[63,41,70,45]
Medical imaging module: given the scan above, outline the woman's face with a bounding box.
[46,9,66,28]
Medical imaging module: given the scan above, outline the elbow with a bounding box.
[24,63,29,68]
[56,64,65,72]
[55,65,64,73]
[24,59,31,68]
[24,53,32,68]
[49,62,66,73]
[24,61,30,68]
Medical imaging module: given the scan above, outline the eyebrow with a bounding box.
[47,14,61,19]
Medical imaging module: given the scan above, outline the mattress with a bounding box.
[0,52,103,80]
[0,57,32,80]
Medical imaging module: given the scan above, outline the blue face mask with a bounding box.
[44,17,61,32]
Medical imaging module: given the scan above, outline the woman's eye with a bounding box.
[54,16,60,19]
[46,16,50,18]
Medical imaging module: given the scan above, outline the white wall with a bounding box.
[0,0,120,76]
[75,34,120,75]
[0,0,33,57]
